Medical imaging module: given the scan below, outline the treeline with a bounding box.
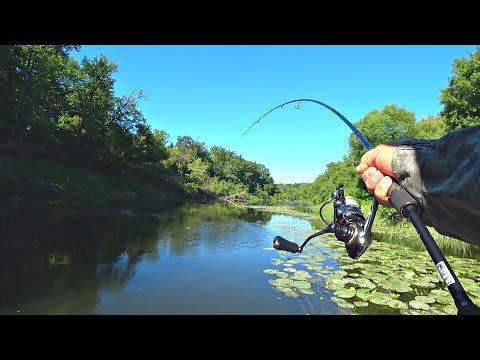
[276,46,480,213]
[0,45,277,202]
[2,45,479,207]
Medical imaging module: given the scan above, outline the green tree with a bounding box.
[416,114,446,139]
[0,45,79,145]
[440,46,480,131]
[166,135,209,175]
[348,104,418,162]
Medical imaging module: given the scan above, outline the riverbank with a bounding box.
[0,148,186,211]
[240,203,480,259]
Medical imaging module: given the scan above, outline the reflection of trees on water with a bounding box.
[0,203,273,314]
[153,203,274,255]
[0,209,163,313]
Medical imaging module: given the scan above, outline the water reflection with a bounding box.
[0,203,292,314]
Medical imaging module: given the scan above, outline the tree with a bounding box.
[348,104,418,162]
[440,46,480,131]
[166,135,210,175]
[0,45,79,145]
[416,114,446,139]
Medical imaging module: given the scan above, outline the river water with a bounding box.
[0,203,350,315]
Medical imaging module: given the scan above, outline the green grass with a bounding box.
[240,202,480,259]
[0,154,184,210]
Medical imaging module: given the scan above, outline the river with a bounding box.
[0,203,350,315]
[3,202,480,315]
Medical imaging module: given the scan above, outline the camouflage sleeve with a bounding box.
[391,125,480,246]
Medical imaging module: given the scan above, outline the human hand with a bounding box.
[355,143,398,208]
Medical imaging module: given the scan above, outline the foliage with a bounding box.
[440,46,480,131]
[2,45,477,210]
[348,104,418,162]
[416,114,446,139]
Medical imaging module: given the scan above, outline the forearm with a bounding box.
[391,125,480,245]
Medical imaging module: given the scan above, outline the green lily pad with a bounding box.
[273,278,294,286]
[334,287,356,299]
[353,278,377,289]
[283,267,297,273]
[369,293,393,306]
[433,295,453,305]
[442,305,457,315]
[276,272,289,278]
[391,283,413,293]
[355,288,374,301]
[299,288,316,295]
[291,270,311,280]
[413,266,429,274]
[292,280,312,289]
[400,309,423,315]
[431,289,450,296]
[458,277,477,285]
[404,270,416,280]
[424,274,442,283]
[409,300,431,310]
[285,259,300,265]
[414,295,435,304]
[354,301,369,308]
[263,269,278,274]
[331,297,355,309]
[386,299,408,309]
[412,281,436,289]
[325,278,348,289]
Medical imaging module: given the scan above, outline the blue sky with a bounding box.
[73,45,476,184]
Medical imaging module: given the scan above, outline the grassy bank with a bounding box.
[0,152,186,211]
[242,203,480,259]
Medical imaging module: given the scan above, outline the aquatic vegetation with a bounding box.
[264,234,480,315]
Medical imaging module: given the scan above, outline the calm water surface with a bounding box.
[0,203,350,315]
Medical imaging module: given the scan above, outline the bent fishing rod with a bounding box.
[243,98,480,315]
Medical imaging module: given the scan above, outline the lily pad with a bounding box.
[409,300,431,310]
[272,278,294,287]
[354,278,377,289]
[292,280,312,289]
[325,278,348,290]
[391,283,413,293]
[414,295,435,304]
[369,293,393,306]
[263,269,278,274]
[334,287,356,299]
[403,270,416,280]
[412,281,436,289]
[400,309,423,315]
[283,267,297,273]
[413,266,429,274]
[386,299,408,309]
[299,288,316,295]
[331,297,355,309]
[442,305,457,315]
[291,270,311,280]
[276,272,289,278]
[433,295,453,305]
[355,288,374,301]
[354,301,369,308]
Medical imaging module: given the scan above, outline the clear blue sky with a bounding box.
[73,45,476,184]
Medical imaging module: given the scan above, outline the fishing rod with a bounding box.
[244,98,480,315]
